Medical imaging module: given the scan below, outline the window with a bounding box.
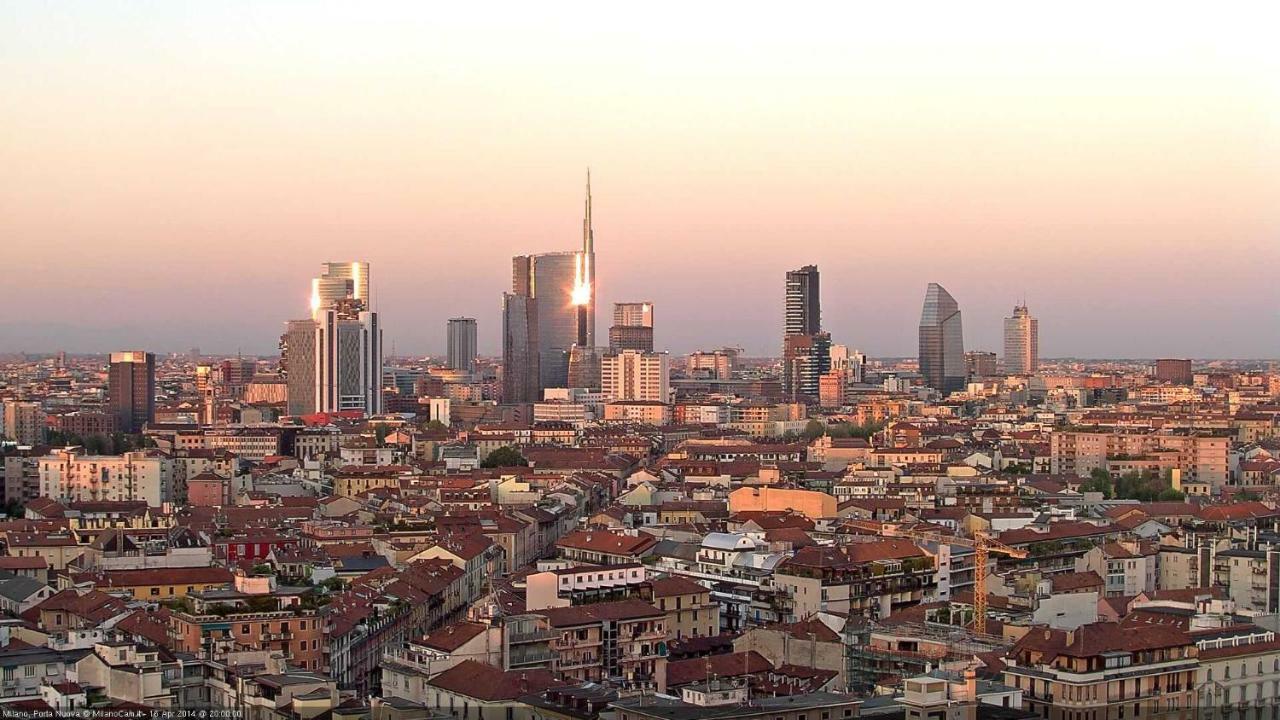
[23,666,35,678]
[241,625,250,634]
[149,587,160,596]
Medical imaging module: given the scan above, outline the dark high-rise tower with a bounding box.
[785,265,821,337]
[782,265,828,403]
[918,283,966,394]
[447,317,478,373]
[108,351,155,433]
[502,293,540,403]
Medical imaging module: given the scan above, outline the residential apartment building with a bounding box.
[601,351,670,403]
[537,598,668,689]
[1050,429,1229,488]
[774,540,935,621]
[38,447,173,505]
[1003,623,1198,720]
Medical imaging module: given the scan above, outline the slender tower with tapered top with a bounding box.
[582,169,596,348]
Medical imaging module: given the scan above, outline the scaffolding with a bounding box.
[844,620,1010,694]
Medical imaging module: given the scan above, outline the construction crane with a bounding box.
[843,521,1028,634]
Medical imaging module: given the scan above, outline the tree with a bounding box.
[481,446,528,468]
[1080,471,1113,498]
[422,419,449,433]
[802,419,826,441]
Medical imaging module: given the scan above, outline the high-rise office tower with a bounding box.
[918,283,966,394]
[613,302,653,328]
[511,173,599,391]
[782,265,828,402]
[966,351,998,379]
[830,344,866,383]
[783,332,832,403]
[108,351,155,433]
[609,302,654,352]
[502,293,540,403]
[447,317,478,373]
[601,351,670,402]
[1003,304,1039,376]
[785,265,821,337]
[281,319,318,416]
[314,301,382,414]
[311,261,370,317]
[566,345,602,390]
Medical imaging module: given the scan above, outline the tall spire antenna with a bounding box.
[583,167,593,256]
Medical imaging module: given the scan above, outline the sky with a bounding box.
[2,1,1279,359]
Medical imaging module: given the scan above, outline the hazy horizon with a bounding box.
[4,2,1279,359]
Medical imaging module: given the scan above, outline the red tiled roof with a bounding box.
[556,530,657,557]
[666,651,772,686]
[1050,571,1103,592]
[416,621,488,652]
[427,660,565,701]
[647,576,707,598]
[536,598,664,627]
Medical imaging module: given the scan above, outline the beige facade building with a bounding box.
[1050,429,1229,487]
[601,351,670,402]
[38,448,172,505]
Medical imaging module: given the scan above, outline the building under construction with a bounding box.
[845,619,1011,694]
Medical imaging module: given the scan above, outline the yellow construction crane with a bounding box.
[844,521,1028,635]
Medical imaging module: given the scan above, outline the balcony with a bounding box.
[557,656,598,670]
[627,628,666,642]
[621,650,663,662]
[551,636,602,651]
[509,650,556,666]
[509,628,557,644]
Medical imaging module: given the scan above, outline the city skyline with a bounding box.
[4,5,1278,358]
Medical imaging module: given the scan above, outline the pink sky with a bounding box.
[3,3,1278,357]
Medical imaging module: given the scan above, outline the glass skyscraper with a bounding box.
[918,283,965,394]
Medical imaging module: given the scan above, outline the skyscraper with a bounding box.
[281,319,318,416]
[783,265,828,402]
[613,302,653,328]
[512,252,577,389]
[965,350,998,379]
[509,172,599,391]
[108,351,155,433]
[311,261,370,317]
[502,293,540,403]
[609,302,654,352]
[785,265,821,337]
[301,262,382,415]
[918,283,966,394]
[783,332,831,403]
[314,302,382,414]
[447,317,478,373]
[1003,304,1039,376]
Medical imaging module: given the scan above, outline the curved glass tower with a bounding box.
[918,283,965,394]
